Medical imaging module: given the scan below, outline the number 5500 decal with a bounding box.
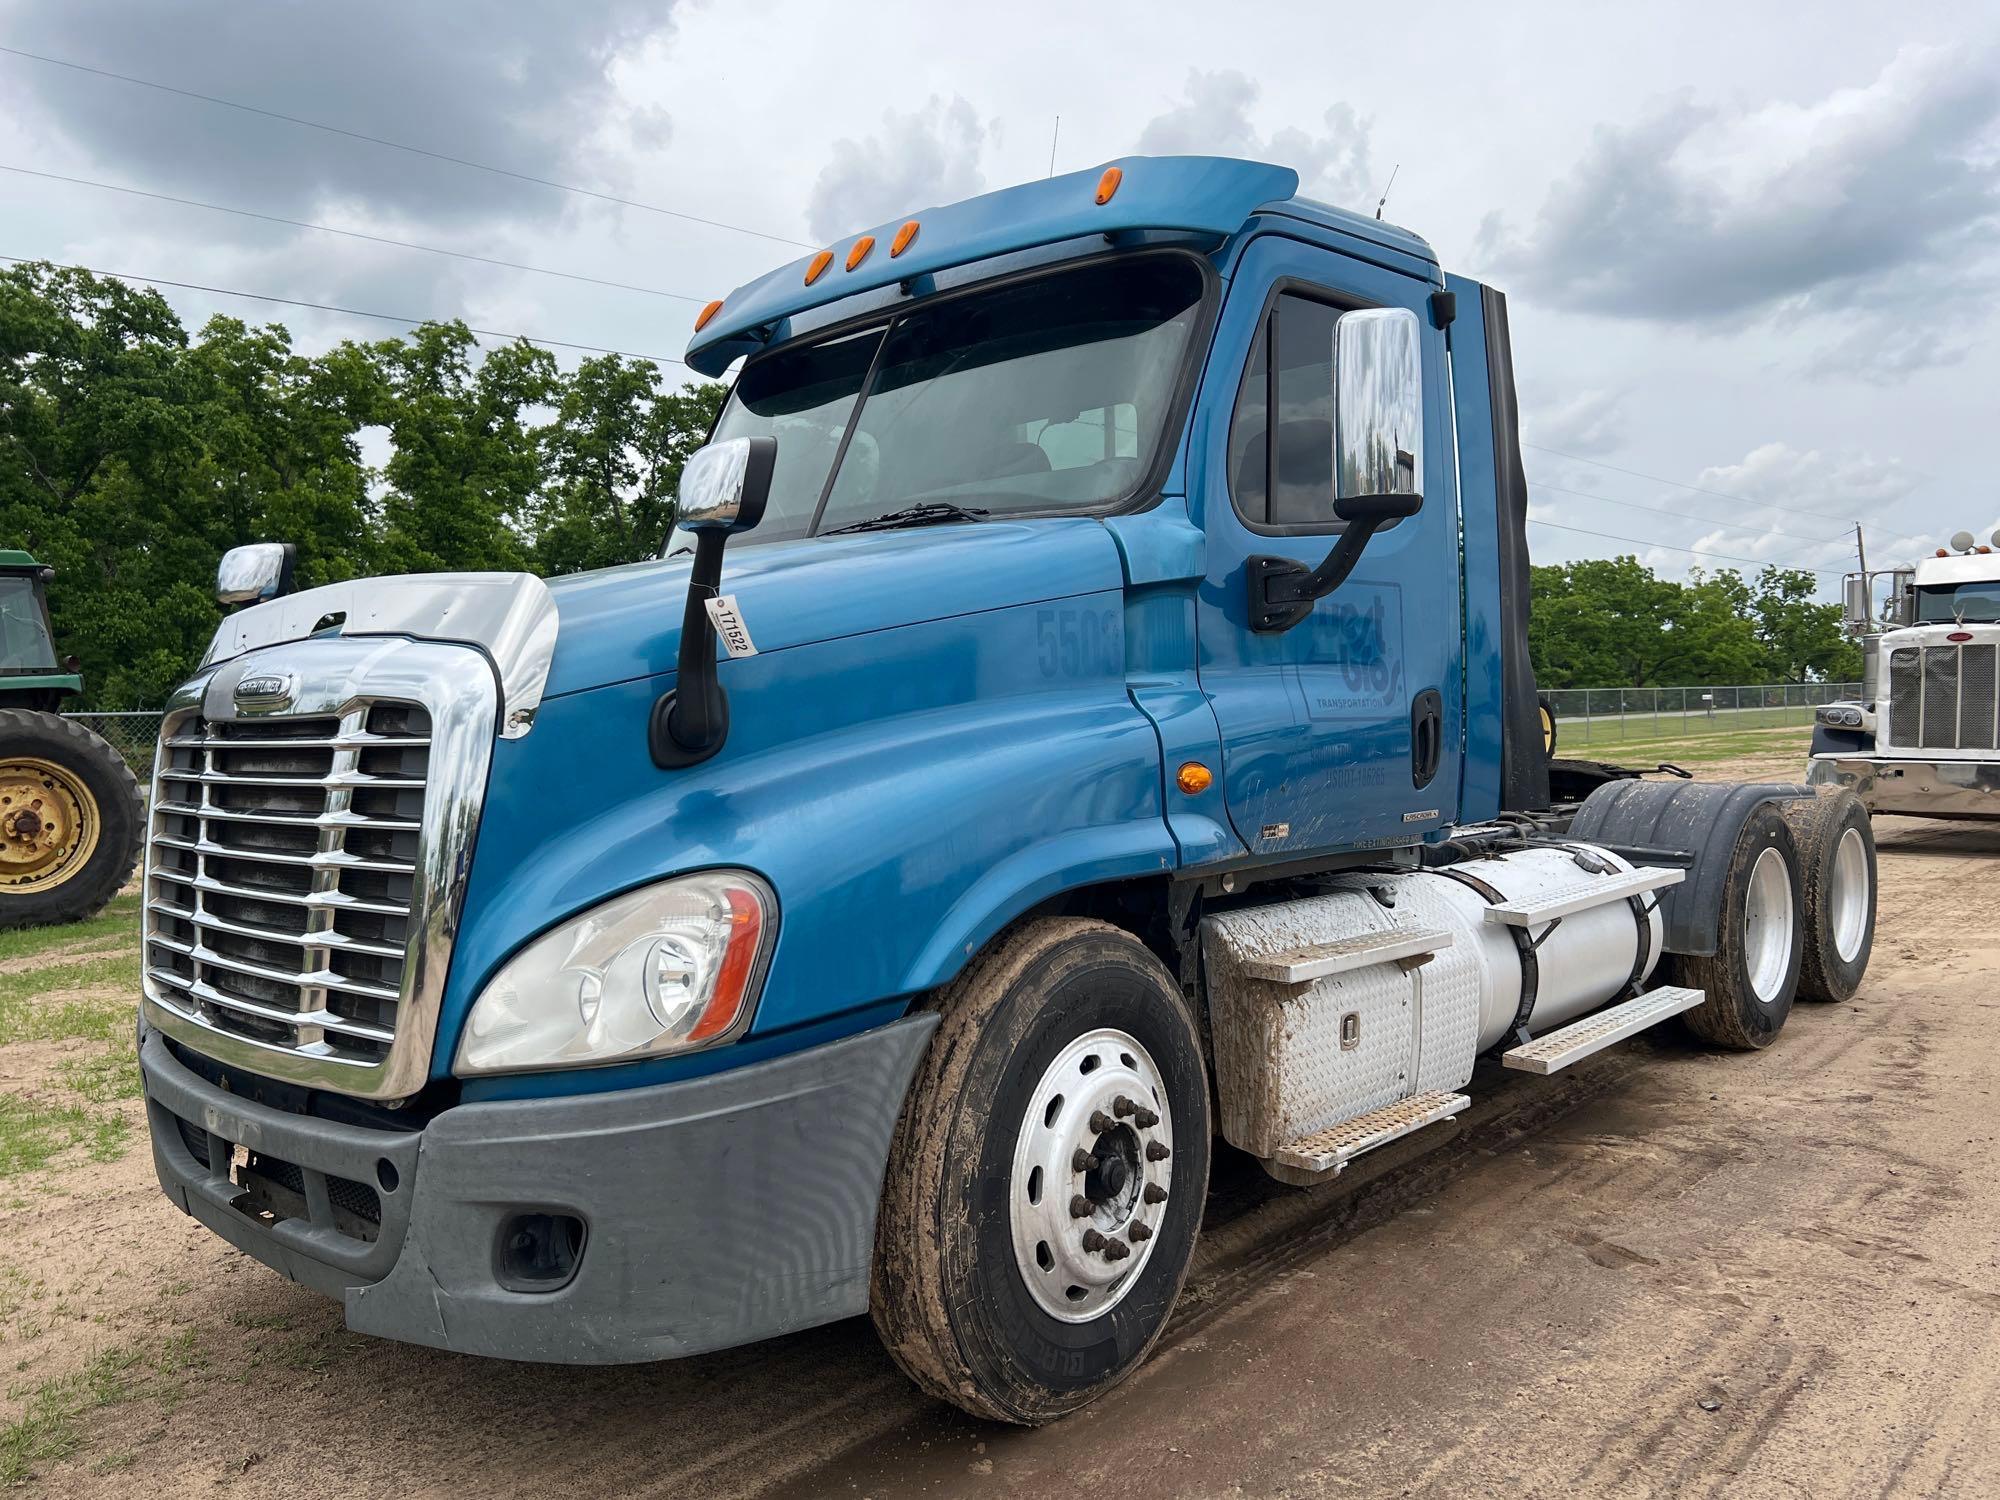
[1036,607,1122,678]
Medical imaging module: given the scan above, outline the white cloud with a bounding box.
[1525,389,1625,456]
[1136,70,1376,210]
[805,97,989,243]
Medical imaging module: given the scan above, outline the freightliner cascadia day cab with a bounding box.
[138,156,1882,1423]
[1808,532,2000,821]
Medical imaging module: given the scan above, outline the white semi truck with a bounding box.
[1808,529,2000,821]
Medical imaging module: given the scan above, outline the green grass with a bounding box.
[0,893,141,967]
[0,1096,128,1181]
[1562,723,1812,768]
[0,1334,202,1485]
[1559,704,1827,748]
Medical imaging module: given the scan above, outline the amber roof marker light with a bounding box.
[804,249,834,286]
[845,235,876,272]
[1094,166,1124,205]
[890,220,920,257]
[693,299,723,332]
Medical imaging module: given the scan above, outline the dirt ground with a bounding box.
[5,745,1998,1497]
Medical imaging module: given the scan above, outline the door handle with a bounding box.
[1411,688,1443,790]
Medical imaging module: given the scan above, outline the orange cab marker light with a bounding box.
[846,235,876,272]
[1094,166,1123,205]
[686,887,763,1044]
[1176,761,1213,795]
[804,249,834,286]
[890,219,920,257]
[693,298,724,332]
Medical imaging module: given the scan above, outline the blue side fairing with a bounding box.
[1447,273,1505,825]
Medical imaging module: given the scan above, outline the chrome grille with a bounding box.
[145,704,431,1069]
[1888,642,2000,751]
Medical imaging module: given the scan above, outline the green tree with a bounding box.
[1750,566,1863,683]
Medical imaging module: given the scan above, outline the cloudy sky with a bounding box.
[3,0,1996,594]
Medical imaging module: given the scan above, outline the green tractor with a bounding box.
[0,551,142,928]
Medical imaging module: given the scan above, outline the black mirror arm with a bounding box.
[649,528,731,767]
[1247,491,1420,634]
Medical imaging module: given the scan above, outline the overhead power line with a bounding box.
[1524,440,1932,547]
[0,253,702,367]
[1527,516,1841,577]
[0,163,706,303]
[0,43,814,251]
[1529,478,1849,547]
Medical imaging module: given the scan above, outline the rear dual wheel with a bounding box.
[871,918,1209,1425]
[1781,791,1875,1004]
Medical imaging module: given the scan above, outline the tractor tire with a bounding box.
[1780,791,1875,1003]
[870,918,1210,1424]
[1674,801,1803,1050]
[0,709,143,929]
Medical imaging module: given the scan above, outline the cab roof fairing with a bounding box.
[684,155,1436,377]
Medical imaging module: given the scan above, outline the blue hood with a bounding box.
[541,518,1127,698]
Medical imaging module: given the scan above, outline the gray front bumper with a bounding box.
[140,1014,937,1363]
[1808,755,2000,821]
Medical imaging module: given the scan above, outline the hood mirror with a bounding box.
[676,437,776,534]
[216,542,297,609]
[651,436,778,769]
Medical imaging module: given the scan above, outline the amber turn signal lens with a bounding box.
[890,219,920,256]
[693,299,723,332]
[1176,762,1213,795]
[845,235,876,271]
[1094,166,1123,205]
[804,249,834,285]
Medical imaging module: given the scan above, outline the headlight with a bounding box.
[455,870,775,1076]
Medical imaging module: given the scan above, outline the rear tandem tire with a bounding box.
[1780,791,1875,1004]
[869,918,1210,1425]
[1675,801,1804,1051]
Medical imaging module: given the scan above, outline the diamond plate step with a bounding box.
[1237,927,1454,984]
[1500,985,1705,1075]
[1481,865,1685,926]
[1269,1089,1471,1176]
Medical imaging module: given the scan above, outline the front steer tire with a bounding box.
[870,918,1210,1425]
[0,709,143,930]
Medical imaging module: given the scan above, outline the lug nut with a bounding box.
[1069,1195,1093,1219]
[1113,1095,1137,1118]
[1128,1221,1153,1242]
[1072,1149,1097,1173]
[1103,1237,1131,1261]
[1081,1229,1107,1252]
[1146,1141,1171,1162]
[1143,1183,1168,1204]
[1089,1110,1115,1134]
[1133,1107,1160,1129]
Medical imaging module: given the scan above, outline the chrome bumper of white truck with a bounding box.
[1808,755,2000,821]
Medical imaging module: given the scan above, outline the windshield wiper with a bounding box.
[820,502,990,536]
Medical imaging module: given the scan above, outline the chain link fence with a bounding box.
[1543,682,1863,750]
[65,711,165,777]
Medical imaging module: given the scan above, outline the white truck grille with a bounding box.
[144,704,432,1067]
[1889,644,1999,752]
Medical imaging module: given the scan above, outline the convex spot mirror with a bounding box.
[216,542,297,608]
[677,436,777,534]
[1332,306,1424,527]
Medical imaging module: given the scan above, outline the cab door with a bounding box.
[1191,233,1461,856]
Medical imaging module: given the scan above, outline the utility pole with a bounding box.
[1853,521,1868,579]
[1048,116,1060,179]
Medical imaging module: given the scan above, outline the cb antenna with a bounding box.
[1375,163,1400,221]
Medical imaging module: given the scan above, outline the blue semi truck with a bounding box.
[137,156,1879,1423]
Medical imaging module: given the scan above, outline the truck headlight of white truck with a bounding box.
[455,870,774,1075]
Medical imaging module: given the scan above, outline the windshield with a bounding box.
[0,577,56,672]
[1915,581,2000,624]
[674,255,1206,549]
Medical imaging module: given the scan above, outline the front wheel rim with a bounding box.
[1008,1027,1174,1323]
[0,757,99,895]
[1743,845,1796,1003]
[1829,826,1870,964]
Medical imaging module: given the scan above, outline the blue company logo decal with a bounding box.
[1299,582,1406,721]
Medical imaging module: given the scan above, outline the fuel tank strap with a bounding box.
[1430,865,1540,1047]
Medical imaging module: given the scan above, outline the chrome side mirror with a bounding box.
[1248,307,1425,632]
[1334,306,1424,516]
[216,542,296,608]
[1841,575,1871,634]
[676,437,776,534]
